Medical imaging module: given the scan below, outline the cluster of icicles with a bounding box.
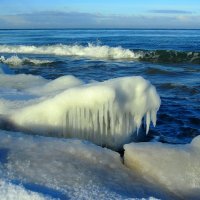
[0,73,160,150]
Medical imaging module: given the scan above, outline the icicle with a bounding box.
[134,115,142,135]
[146,111,150,134]
[151,110,157,127]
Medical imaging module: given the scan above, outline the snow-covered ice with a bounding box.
[0,130,175,200]
[0,180,52,200]
[0,73,160,149]
[124,136,200,200]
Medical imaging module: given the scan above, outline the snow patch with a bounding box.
[0,180,52,200]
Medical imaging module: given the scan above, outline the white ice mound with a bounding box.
[6,76,160,149]
[0,44,140,60]
[124,136,200,199]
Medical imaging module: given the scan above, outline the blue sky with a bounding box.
[0,0,200,28]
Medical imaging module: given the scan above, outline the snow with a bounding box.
[0,73,47,90]
[0,74,160,149]
[0,130,174,200]
[124,136,200,200]
[0,180,52,200]
[27,75,83,96]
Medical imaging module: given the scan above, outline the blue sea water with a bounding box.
[0,29,199,144]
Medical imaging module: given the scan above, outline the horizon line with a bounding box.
[1,28,200,30]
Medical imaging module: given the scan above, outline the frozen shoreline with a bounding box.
[0,130,178,200]
[1,129,199,199]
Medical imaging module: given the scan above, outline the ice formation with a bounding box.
[0,130,175,199]
[0,74,160,149]
[0,55,53,66]
[0,44,140,60]
[124,136,200,199]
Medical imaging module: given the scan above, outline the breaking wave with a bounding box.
[0,44,200,63]
[0,55,53,66]
[0,44,139,60]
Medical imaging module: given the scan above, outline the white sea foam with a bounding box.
[0,44,141,60]
[124,136,200,199]
[0,74,160,149]
[0,130,174,199]
[0,55,53,66]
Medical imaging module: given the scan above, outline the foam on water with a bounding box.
[0,44,140,60]
[1,44,200,63]
[124,136,200,199]
[0,74,160,149]
[0,55,53,66]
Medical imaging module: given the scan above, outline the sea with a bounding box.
[0,29,199,199]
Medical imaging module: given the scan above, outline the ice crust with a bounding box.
[0,180,52,200]
[124,136,200,199]
[0,130,174,200]
[0,74,160,149]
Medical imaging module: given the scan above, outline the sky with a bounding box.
[0,0,200,29]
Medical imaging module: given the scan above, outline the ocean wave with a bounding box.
[144,67,177,75]
[0,44,200,63]
[0,55,53,66]
[139,50,200,64]
[0,44,140,60]
[159,83,199,95]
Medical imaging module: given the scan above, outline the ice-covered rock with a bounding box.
[0,74,160,149]
[124,136,200,199]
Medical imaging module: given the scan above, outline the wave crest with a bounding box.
[0,44,140,60]
[0,55,53,66]
[1,44,200,63]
